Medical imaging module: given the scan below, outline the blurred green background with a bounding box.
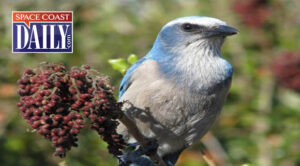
[0,0,299,166]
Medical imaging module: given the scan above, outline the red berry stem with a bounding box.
[17,62,126,158]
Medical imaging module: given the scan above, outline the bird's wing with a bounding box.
[119,57,147,99]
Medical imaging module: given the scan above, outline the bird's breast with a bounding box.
[159,54,233,94]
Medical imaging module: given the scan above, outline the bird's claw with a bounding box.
[140,138,159,156]
[117,139,159,166]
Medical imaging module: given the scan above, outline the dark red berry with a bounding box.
[17,63,126,158]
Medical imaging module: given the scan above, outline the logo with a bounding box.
[12,11,73,53]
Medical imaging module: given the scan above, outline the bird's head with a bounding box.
[153,16,238,55]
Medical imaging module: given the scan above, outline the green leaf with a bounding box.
[108,58,129,75]
[127,54,139,64]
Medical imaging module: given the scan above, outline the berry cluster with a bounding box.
[271,52,300,92]
[232,0,271,28]
[17,62,127,157]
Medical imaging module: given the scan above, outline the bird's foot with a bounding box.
[140,138,159,156]
[117,139,159,166]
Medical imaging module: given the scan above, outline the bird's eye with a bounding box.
[181,23,198,32]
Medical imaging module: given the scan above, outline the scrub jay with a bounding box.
[117,16,238,166]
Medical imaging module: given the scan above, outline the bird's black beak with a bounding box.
[205,25,239,37]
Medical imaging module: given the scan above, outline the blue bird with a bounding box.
[117,16,238,166]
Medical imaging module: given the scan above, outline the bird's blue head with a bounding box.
[151,16,238,56]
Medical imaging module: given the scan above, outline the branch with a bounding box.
[201,132,231,166]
